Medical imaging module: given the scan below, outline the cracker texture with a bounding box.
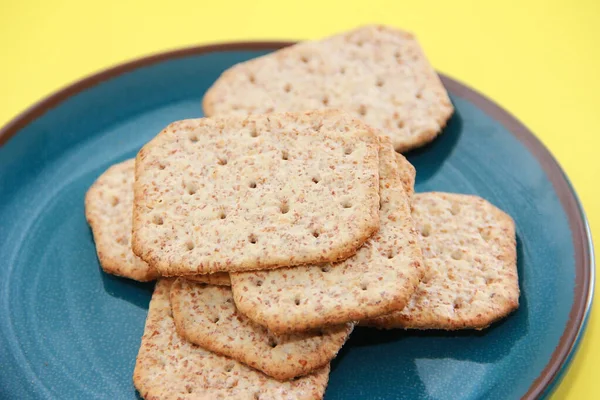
[203,25,453,152]
[395,153,415,199]
[85,159,158,282]
[171,278,352,380]
[133,279,330,400]
[230,137,423,333]
[186,273,231,286]
[132,109,380,275]
[365,192,519,330]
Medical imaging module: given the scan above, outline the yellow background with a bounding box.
[1,0,598,397]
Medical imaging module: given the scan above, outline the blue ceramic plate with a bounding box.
[0,43,594,400]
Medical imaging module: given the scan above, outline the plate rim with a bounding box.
[0,41,594,400]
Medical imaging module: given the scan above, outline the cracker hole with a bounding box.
[451,250,462,260]
[301,55,309,63]
[152,215,164,225]
[280,203,289,214]
[217,157,228,166]
[186,385,194,394]
[340,66,346,74]
[187,183,198,195]
[218,211,227,220]
[186,241,195,251]
[254,393,261,400]
[312,176,320,184]
[321,265,331,273]
[358,104,367,116]
[416,92,423,99]
[376,78,384,87]
[322,96,329,106]
[256,280,263,287]
[225,363,234,372]
[397,120,405,129]
[249,74,256,83]
[111,196,120,207]
[453,301,462,310]
[249,181,257,189]
[344,147,353,155]
[356,40,364,47]
[116,237,127,246]
[212,316,220,324]
[158,164,166,170]
[312,230,320,238]
[361,283,368,291]
[226,298,233,303]
[281,150,289,160]
[294,297,301,306]
[387,251,395,259]
[479,228,492,241]
[189,134,198,143]
[341,200,352,209]
[284,83,292,93]
[268,337,278,348]
[250,128,259,138]
[420,224,431,237]
[248,234,258,244]
[394,51,401,58]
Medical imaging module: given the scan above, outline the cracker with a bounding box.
[364,192,519,330]
[171,278,352,380]
[186,272,231,286]
[395,153,415,199]
[202,25,453,152]
[132,109,381,276]
[230,137,424,333]
[133,280,330,399]
[85,159,158,282]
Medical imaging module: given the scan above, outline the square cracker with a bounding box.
[230,137,424,334]
[132,109,380,276]
[85,159,158,282]
[364,192,519,330]
[179,153,414,289]
[133,280,330,399]
[202,25,454,152]
[170,278,353,381]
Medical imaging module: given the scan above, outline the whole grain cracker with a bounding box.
[171,278,352,380]
[85,159,158,282]
[186,272,231,286]
[229,137,424,334]
[132,109,380,276]
[133,279,330,400]
[364,192,519,330]
[202,25,453,152]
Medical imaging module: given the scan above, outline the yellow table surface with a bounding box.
[1,0,598,398]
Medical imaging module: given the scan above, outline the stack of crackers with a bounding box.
[85,25,520,399]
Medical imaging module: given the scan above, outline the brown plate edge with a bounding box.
[0,41,594,400]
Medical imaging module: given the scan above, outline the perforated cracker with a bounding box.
[85,159,158,282]
[203,25,453,152]
[229,137,423,334]
[364,192,519,330]
[132,109,380,276]
[133,280,330,400]
[171,278,352,380]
